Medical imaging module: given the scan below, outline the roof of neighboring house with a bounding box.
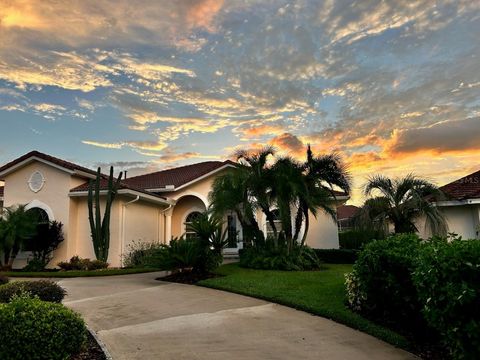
[0,150,98,179]
[122,160,236,190]
[336,205,359,220]
[440,169,480,201]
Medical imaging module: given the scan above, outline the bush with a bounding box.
[0,275,8,285]
[314,249,358,264]
[339,229,384,249]
[0,280,66,303]
[145,237,221,273]
[23,257,49,272]
[58,255,108,271]
[413,238,480,358]
[239,244,321,271]
[345,234,425,333]
[123,240,165,268]
[0,296,86,360]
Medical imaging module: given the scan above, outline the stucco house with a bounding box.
[417,169,480,239]
[0,151,347,269]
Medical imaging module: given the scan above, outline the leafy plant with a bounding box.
[0,296,86,360]
[0,280,66,303]
[339,229,384,249]
[345,234,426,334]
[23,220,64,270]
[88,166,123,262]
[0,204,37,270]
[57,255,108,271]
[123,240,165,268]
[145,237,199,271]
[413,238,480,358]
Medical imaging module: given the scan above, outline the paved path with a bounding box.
[60,272,418,360]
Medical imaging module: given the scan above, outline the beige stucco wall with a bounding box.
[416,205,480,240]
[2,161,85,268]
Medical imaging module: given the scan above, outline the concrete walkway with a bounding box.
[60,272,417,360]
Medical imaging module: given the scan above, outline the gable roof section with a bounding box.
[0,150,97,179]
[440,169,480,201]
[123,160,236,191]
[337,205,359,220]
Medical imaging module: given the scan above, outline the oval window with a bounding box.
[28,171,45,193]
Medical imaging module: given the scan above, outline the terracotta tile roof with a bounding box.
[122,160,235,190]
[337,205,359,220]
[440,169,480,201]
[0,150,97,179]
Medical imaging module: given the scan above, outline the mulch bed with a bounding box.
[71,331,107,360]
[157,270,221,284]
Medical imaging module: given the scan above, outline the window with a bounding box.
[28,171,45,193]
[227,215,237,248]
[184,211,202,239]
[24,208,50,251]
[266,209,282,238]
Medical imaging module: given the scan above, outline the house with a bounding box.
[336,205,359,232]
[0,151,348,269]
[417,169,480,239]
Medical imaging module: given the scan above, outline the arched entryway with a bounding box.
[24,207,50,252]
[170,195,207,239]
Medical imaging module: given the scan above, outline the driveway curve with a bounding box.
[60,272,417,360]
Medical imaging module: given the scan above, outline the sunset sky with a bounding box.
[0,0,479,204]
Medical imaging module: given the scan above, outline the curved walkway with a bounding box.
[61,272,417,360]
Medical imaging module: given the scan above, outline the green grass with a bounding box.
[199,263,410,350]
[1,267,160,278]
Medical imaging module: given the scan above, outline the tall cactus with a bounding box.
[88,166,123,262]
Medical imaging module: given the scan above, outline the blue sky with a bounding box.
[0,0,479,203]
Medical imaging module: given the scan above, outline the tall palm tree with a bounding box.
[361,174,447,236]
[0,204,37,269]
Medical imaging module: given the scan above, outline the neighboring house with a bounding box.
[0,151,348,269]
[336,205,359,232]
[417,169,480,239]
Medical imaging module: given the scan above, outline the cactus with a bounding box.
[88,166,123,262]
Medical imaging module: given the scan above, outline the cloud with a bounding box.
[268,132,305,156]
[386,117,480,155]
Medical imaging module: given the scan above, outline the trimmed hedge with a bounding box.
[339,229,384,250]
[345,234,424,332]
[314,249,358,264]
[0,296,86,360]
[414,239,480,358]
[0,280,66,303]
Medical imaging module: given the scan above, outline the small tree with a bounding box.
[88,167,123,262]
[24,221,64,270]
[0,205,37,270]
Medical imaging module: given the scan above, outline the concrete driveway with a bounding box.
[60,272,417,360]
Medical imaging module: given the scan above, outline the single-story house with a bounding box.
[417,169,480,239]
[0,151,348,268]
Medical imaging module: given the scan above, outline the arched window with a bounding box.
[24,208,50,251]
[184,211,202,239]
[266,209,282,238]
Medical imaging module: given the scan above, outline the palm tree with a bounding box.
[360,174,447,236]
[0,204,37,270]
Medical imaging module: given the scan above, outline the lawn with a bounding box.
[1,267,160,278]
[199,263,410,350]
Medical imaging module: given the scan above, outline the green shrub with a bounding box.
[413,238,480,358]
[345,234,425,332]
[239,245,321,271]
[0,296,86,360]
[0,275,8,285]
[314,249,358,264]
[339,229,384,249]
[145,237,221,273]
[23,257,49,272]
[0,280,66,303]
[123,240,165,268]
[58,255,108,271]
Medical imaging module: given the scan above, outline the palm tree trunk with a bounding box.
[300,207,310,247]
